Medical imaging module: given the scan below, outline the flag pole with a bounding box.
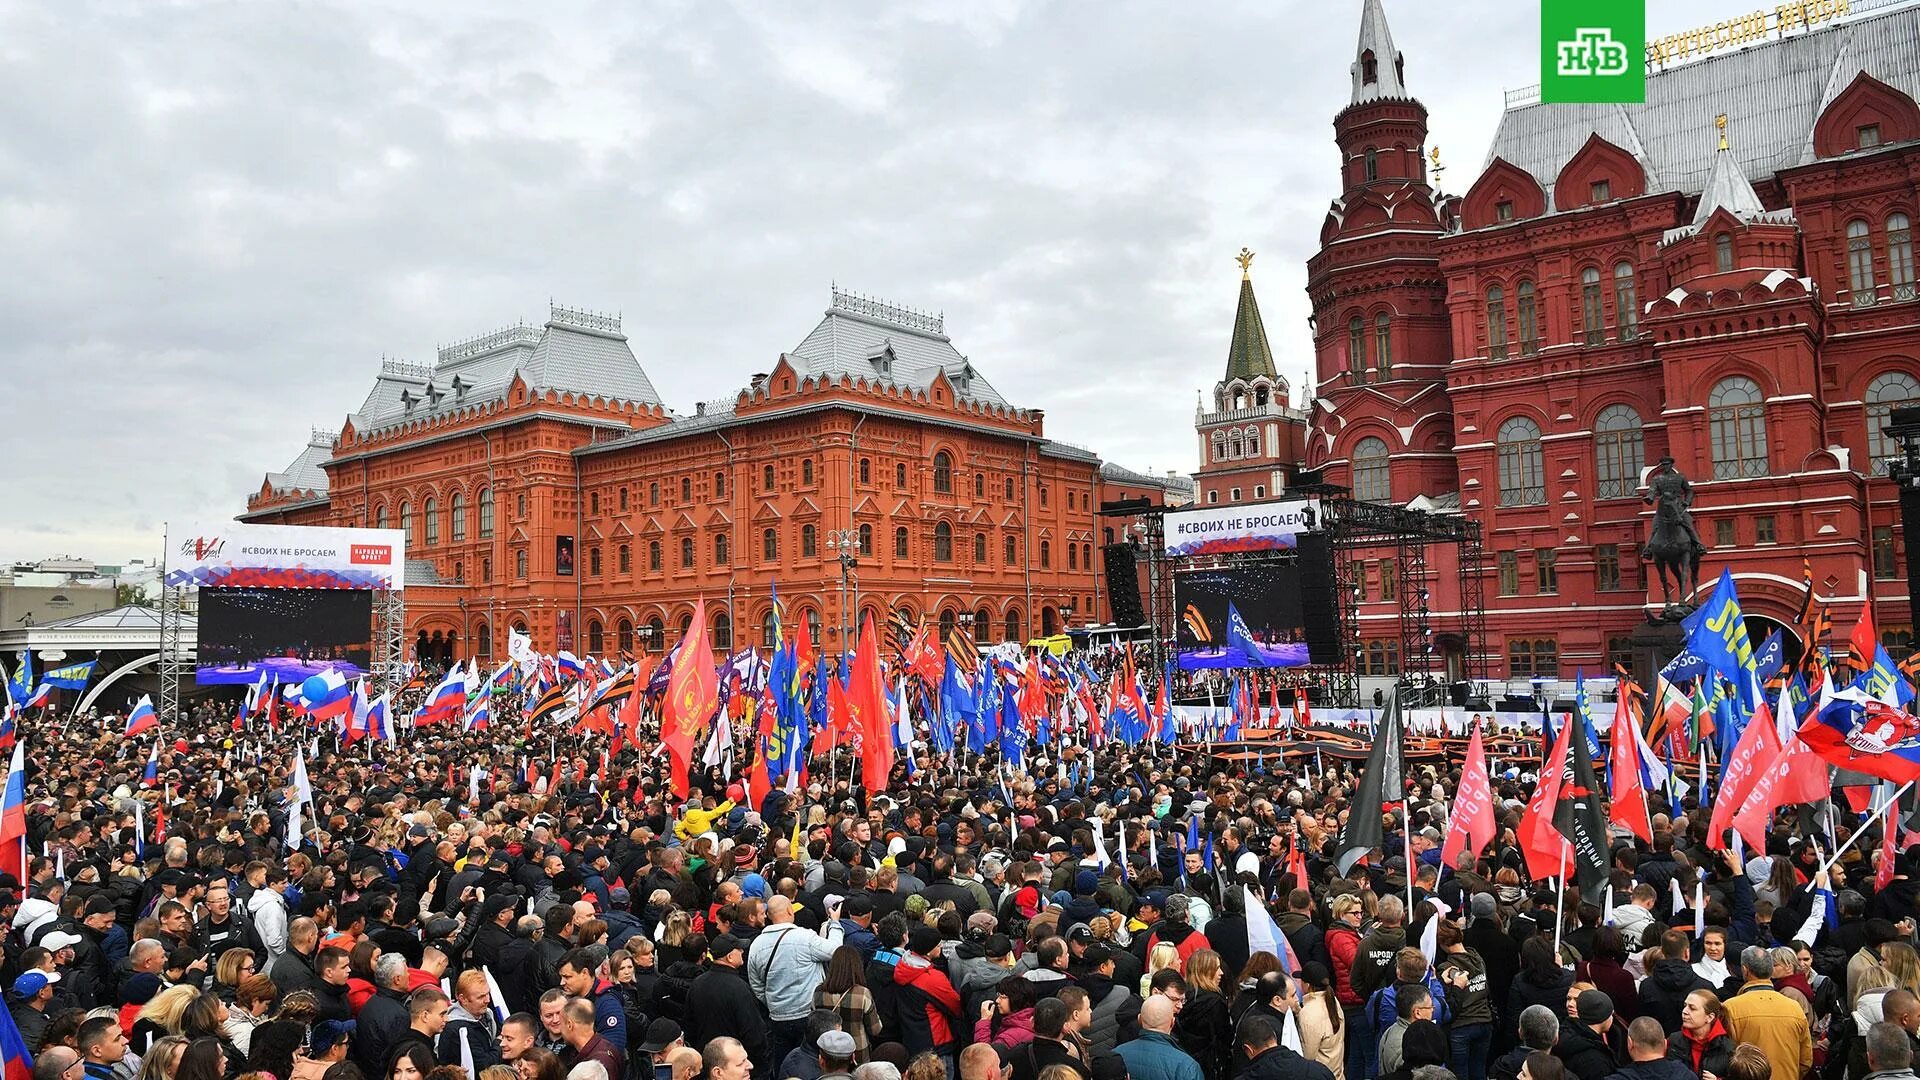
[1552,849,1568,960]
[1404,803,1416,917]
[1814,779,1915,875]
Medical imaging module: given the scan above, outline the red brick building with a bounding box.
[1306,0,1920,686]
[244,292,1187,662]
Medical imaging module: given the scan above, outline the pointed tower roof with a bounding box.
[1351,0,1407,104]
[1225,248,1278,383]
[1691,120,1766,226]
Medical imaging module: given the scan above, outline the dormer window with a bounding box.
[953,363,972,393]
[1859,124,1882,149]
[399,389,417,411]
[451,375,467,398]
[870,346,893,378]
[1361,49,1378,85]
[1496,200,1515,221]
[1714,233,1734,273]
[1590,179,1611,203]
[424,382,443,407]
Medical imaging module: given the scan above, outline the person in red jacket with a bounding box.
[1144,895,1210,975]
[894,926,963,1066]
[1325,893,1367,1080]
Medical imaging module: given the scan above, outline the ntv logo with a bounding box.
[1556,28,1630,77]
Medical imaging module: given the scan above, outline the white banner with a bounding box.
[1163,499,1316,557]
[166,522,407,590]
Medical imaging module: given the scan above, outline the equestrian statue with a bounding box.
[1642,456,1707,616]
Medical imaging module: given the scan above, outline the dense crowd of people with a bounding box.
[5,678,1918,1080]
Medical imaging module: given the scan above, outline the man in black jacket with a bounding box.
[1010,999,1088,1080]
[1237,1013,1333,1080]
[267,918,324,998]
[355,954,413,1076]
[686,935,771,1078]
[1635,931,1709,1034]
[498,915,544,1017]
[1601,1017,1696,1080]
[1555,990,1621,1080]
[468,896,518,973]
[529,905,573,1002]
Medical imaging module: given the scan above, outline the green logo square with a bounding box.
[1540,0,1645,103]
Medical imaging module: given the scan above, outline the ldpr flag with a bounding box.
[662,599,719,800]
[1333,687,1403,877]
[1440,720,1496,868]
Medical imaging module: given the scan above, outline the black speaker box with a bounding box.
[1102,543,1146,627]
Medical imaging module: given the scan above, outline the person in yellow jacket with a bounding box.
[1721,945,1811,1080]
[675,796,735,842]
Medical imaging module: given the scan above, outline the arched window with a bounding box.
[714,471,726,497]
[679,613,693,642]
[617,619,633,655]
[680,477,691,501]
[1374,313,1392,375]
[934,521,953,562]
[712,613,732,652]
[900,463,910,487]
[1889,213,1916,300]
[1709,376,1769,478]
[1351,437,1391,503]
[974,608,991,642]
[589,546,602,576]
[932,451,953,493]
[1496,416,1546,505]
[939,609,957,639]
[974,532,987,562]
[859,458,871,484]
[1361,49,1378,85]
[761,611,778,648]
[474,620,490,659]
[763,464,775,490]
[374,504,387,530]
[1486,287,1508,360]
[449,492,466,541]
[588,620,604,656]
[1613,263,1638,341]
[648,540,661,571]
[801,459,814,485]
[619,488,628,511]
[1227,434,1242,459]
[1594,404,1645,499]
[1850,219,1877,305]
[803,608,821,643]
[1348,316,1367,381]
[1516,281,1539,355]
[762,528,778,561]
[1039,539,1051,568]
[1581,267,1604,345]
[680,536,694,566]
[1210,432,1225,462]
[1005,609,1023,643]
[400,501,413,543]
[974,473,985,497]
[1364,147,1378,182]
[644,616,665,653]
[714,532,729,564]
[1868,371,1920,465]
[1005,535,1017,563]
[1041,607,1058,636]
[515,548,527,579]
[1714,233,1734,273]
[895,526,910,558]
[424,497,439,545]
[1068,544,1077,570]
[618,543,631,574]
[859,523,873,556]
[801,523,817,557]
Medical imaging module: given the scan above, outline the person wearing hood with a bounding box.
[1059,872,1104,930]
[975,975,1039,1052]
[1601,1018,1696,1080]
[1609,886,1659,953]
[1554,990,1621,1080]
[1665,990,1732,1080]
[438,969,501,1073]
[246,868,290,959]
[952,928,1018,1020]
[1635,930,1709,1034]
[1075,944,1136,1058]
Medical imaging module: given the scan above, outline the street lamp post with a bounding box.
[826,529,861,645]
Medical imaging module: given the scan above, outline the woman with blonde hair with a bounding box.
[134,986,202,1055]
[1174,948,1231,1080]
[1881,941,1920,997]
[212,950,258,1005]
[1142,942,1181,996]
[135,1036,189,1080]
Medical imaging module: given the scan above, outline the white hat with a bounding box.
[39,930,82,952]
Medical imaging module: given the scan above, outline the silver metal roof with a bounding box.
[264,430,337,495]
[1485,2,1920,200]
[1351,0,1408,104]
[786,287,1009,407]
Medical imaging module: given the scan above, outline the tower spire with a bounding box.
[1351,0,1407,104]
[1692,115,1763,226]
[1225,250,1278,382]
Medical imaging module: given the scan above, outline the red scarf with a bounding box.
[1685,1019,1728,1071]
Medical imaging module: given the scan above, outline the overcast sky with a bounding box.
[0,0,1764,564]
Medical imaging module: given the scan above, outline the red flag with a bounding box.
[1287,835,1308,892]
[1297,692,1312,729]
[794,616,816,672]
[1443,721,1498,866]
[1849,604,1878,672]
[1707,703,1782,849]
[1608,698,1653,843]
[1518,717,1574,882]
[549,758,565,796]
[1732,734,1828,852]
[662,599,719,800]
[851,613,892,794]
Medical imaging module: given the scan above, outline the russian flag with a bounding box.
[0,939,32,1080]
[124,695,158,738]
[344,680,371,743]
[22,685,49,710]
[464,698,490,732]
[366,693,391,743]
[0,741,25,885]
[143,741,161,787]
[300,670,352,722]
[417,664,468,727]
[556,651,584,679]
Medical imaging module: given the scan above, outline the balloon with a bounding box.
[302,674,330,703]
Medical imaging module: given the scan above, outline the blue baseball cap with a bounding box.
[9,970,57,999]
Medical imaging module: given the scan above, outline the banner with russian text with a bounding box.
[1163,499,1316,557]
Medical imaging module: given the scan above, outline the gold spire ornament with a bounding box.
[1429,145,1445,187]
[1236,247,1255,279]
[1716,113,1729,152]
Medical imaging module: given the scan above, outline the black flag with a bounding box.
[1335,688,1404,878]
[1553,702,1610,903]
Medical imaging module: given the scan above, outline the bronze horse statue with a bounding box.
[1642,457,1706,613]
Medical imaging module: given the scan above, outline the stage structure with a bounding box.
[1115,492,1488,707]
[157,522,407,723]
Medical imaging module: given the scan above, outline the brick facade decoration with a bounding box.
[1305,0,1920,686]
[242,293,1189,662]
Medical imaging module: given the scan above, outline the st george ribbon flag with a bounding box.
[1334,687,1404,877]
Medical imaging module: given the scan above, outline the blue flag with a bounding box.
[1226,601,1270,668]
[1751,630,1787,683]
[1682,569,1757,712]
[40,659,96,690]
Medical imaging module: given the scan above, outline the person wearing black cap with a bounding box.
[1555,990,1620,1080]
[636,1018,684,1080]
[686,934,770,1077]
[893,925,963,1067]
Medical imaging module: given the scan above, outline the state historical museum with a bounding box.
[1291,0,1920,685]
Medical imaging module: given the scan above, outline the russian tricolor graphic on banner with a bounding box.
[124,695,158,738]
[300,670,352,722]
[1802,682,1920,783]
